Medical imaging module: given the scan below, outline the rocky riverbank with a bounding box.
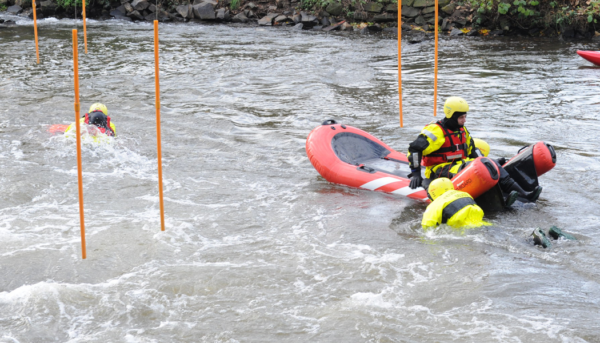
[2,0,600,41]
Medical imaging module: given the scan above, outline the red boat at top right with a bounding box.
[577,50,600,66]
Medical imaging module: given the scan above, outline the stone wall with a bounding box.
[2,0,596,39]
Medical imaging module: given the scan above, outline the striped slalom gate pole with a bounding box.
[33,0,39,63]
[82,0,88,54]
[398,0,403,127]
[154,20,166,231]
[433,0,439,117]
[72,29,87,259]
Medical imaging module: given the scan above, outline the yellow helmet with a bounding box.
[428,177,454,200]
[443,97,469,119]
[473,138,490,157]
[88,103,108,115]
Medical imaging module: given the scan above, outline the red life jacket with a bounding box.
[84,111,114,136]
[422,121,469,167]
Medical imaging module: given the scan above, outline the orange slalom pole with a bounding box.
[154,20,166,231]
[433,0,439,117]
[82,0,87,54]
[398,0,403,127]
[72,29,86,259]
[32,0,39,64]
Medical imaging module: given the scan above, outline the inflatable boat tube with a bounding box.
[503,141,556,192]
[48,124,69,134]
[306,120,500,202]
[450,156,500,200]
[577,50,600,66]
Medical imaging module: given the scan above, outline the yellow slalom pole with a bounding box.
[72,29,86,259]
[398,0,403,127]
[32,0,39,64]
[82,0,88,54]
[154,20,166,231]
[433,0,439,117]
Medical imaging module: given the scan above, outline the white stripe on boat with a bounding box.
[360,177,402,190]
[391,186,424,196]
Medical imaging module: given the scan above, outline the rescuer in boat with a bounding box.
[422,177,490,229]
[65,103,116,137]
[407,97,541,206]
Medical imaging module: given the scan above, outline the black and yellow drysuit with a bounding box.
[422,190,490,229]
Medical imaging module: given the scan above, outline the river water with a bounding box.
[1,14,600,342]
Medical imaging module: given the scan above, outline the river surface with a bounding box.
[1,13,600,342]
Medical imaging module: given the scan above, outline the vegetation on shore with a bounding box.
[465,0,600,33]
[3,0,600,38]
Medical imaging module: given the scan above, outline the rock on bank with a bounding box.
[2,0,598,40]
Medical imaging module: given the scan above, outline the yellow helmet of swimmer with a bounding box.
[443,97,469,119]
[473,138,490,157]
[428,177,454,200]
[88,103,108,115]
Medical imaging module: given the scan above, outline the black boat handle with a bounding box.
[546,143,557,163]
[322,119,337,125]
[357,165,375,173]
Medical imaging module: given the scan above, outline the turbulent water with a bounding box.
[1,13,600,342]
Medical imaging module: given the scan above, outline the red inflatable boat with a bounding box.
[577,50,600,66]
[306,120,556,206]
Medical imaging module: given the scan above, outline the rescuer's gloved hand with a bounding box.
[409,170,423,189]
[497,157,507,165]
